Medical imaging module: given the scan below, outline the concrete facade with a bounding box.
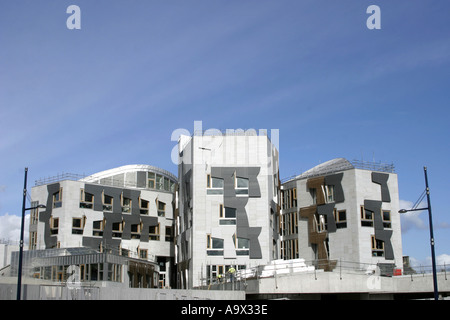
[176,132,280,288]
[29,165,177,287]
[281,158,403,274]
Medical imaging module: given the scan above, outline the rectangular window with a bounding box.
[371,235,384,257]
[140,198,149,215]
[103,193,113,212]
[361,206,374,227]
[207,176,224,195]
[121,195,132,213]
[164,177,170,191]
[93,220,104,237]
[53,188,63,208]
[131,223,142,239]
[334,209,347,229]
[235,176,249,195]
[207,237,224,256]
[165,226,173,242]
[72,217,84,235]
[219,207,237,225]
[233,235,250,256]
[382,210,391,228]
[50,217,59,235]
[80,189,94,209]
[112,221,124,238]
[148,172,155,189]
[157,201,166,217]
[156,174,163,190]
[149,224,160,241]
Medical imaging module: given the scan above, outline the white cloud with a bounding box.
[0,213,29,244]
[399,199,427,233]
[400,199,450,234]
[409,254,450,270]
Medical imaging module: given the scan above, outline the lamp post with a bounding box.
[17,167,46,300]
[399,166,438,300]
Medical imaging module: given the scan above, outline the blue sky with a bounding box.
[0,1,449,266]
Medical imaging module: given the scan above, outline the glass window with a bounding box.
[157,201,166,217]
[93,220,104,236]
[235,177,249,195]
[80,189,94,209]
[148,172,155,189]
[53,188,63,208]
[220,207,237,225]
[103,193,113,212]
[207,177,224,195]
[122,196,131,213]
[212,238,224,249]
[156,174,163,190]
[212,177,224,188]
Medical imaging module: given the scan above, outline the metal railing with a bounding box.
[201,259,450,288]
[35,173,87,186]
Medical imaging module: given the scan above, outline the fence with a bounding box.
[201,258,450,288]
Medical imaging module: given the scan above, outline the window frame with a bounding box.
[206,175,224,195]
[52,188,63,208]
[80,189,94,209]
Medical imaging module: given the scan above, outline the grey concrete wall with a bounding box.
[0,281,245,300]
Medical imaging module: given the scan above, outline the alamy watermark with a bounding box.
[65,4,381,31]
[170,121,280,167]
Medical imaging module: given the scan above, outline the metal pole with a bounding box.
[17,167,28,300]
[424,166,439,300]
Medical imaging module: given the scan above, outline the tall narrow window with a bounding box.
[149,224,160,241]
[165,226,173,242]
[50,217,59,235]
[156,174,163,190]
[103,193,113,212]
[361,206,374,227]
[72,217,84,235]
[121,195,132,213]
[53,188,63,208]
[382,210,391,228]
[323,185,334,203]
[157,201,166,217]
[93,220,104,236]
[140,198,149,215]
[371,235,384,257]
[148,172,155,189]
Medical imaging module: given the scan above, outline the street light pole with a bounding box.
[17,167,28,300]
[424,166,439,301]
[399,166,438,300]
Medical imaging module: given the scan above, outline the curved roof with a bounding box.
[81,164,177,183]
[280,158,355,183]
